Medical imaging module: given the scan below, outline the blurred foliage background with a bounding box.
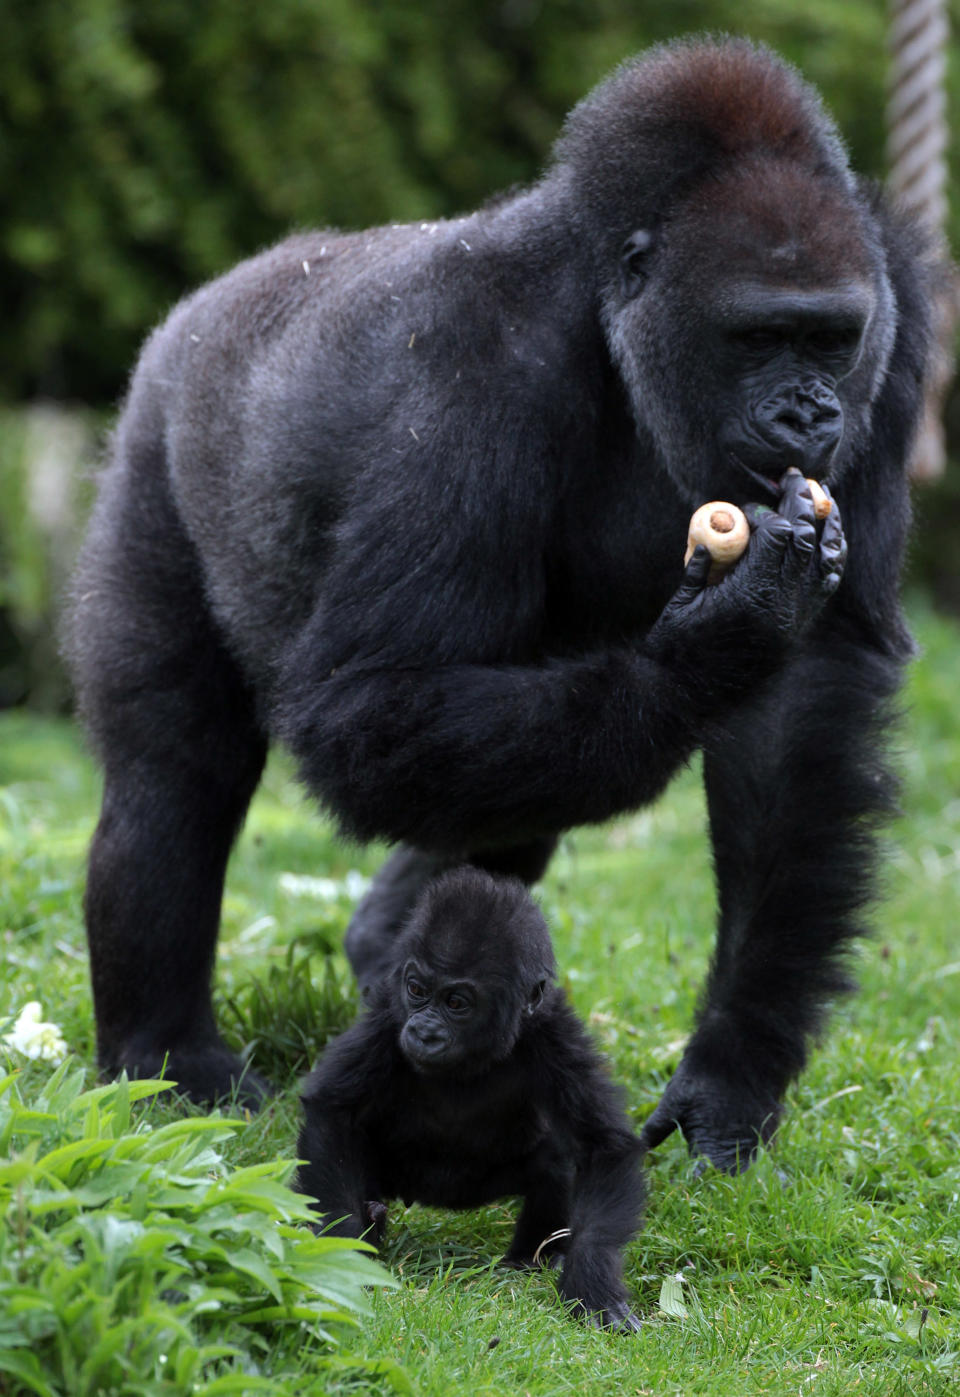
[1,0,958,706]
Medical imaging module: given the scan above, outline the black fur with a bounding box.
[65,38,934,1163]
[297,868,645,1330]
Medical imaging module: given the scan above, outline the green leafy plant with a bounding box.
[0,1065,402,1396]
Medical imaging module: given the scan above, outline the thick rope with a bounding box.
[886,0,956,479]
[887,0,949,226]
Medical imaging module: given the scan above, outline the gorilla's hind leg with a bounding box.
[69,435,269,1105]
[86,739,267,1105]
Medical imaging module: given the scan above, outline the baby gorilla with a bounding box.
[297,867,645,1330]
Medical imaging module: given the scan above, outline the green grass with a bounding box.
[2,597,959,1396]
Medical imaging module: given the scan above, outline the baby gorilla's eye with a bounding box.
[445,992,469,1014]
[406,979,426,1000]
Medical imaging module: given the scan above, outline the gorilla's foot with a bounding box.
[100,1036,273,1110]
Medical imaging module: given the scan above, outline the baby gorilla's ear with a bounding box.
[526,980,547,1015]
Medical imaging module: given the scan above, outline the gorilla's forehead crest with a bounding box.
[673,161,875,284]
[635,40,842,164]
[556,36,854,229]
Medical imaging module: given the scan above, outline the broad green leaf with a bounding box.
[658,1274,689,1320]
[216,1246,284,1303]
[0,1349,57,1397]
[35,1136,114,1178]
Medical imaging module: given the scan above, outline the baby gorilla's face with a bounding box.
[391,868,556,1077]
[395,956,525,1077]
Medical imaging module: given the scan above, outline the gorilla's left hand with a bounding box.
[762,469,847,616]
[639,1054,782,1174]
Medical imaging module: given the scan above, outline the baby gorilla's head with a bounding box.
[392,867,556,1076]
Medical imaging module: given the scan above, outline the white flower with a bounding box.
[2,1001,68,1064]
[278,871,371,902]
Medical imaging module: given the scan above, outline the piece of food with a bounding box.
[806,477,832,519]
[684,474,831,576]
[684,502,750,567]
[783,466,832,519]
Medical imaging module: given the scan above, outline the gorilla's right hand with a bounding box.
[639,1053,782,1175]
[646,476,846,704]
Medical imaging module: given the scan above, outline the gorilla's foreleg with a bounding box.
[642,632,903,1170]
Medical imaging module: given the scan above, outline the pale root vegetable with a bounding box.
[684,475,832,574]
[684,502,750,567]
[784,466,833,520]
[807,478,832,519]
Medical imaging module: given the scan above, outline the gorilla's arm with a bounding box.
[297,1021,394,1238]
[277,490,834,853]
[533,1009,646,1331]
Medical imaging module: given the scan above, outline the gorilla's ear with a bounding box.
[526,980,547,1015]
[619,229,655,297]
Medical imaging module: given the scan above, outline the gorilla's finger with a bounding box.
[673,546,712,600]
[639,1099,681,1150]
[779,468,816,527]
[820,536,847,576]
[818,497,847,574]
[790,520,817,558]
[820,518,845,560]
[778,472,820,562]
[816,521,847,597]
[747,511,793,556]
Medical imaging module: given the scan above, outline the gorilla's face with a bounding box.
[603,162,895,506]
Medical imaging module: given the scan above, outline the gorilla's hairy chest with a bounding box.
[544,447,690,645]
[360,1071,558,1210]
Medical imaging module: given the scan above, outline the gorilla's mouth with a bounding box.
[729,453,786,500]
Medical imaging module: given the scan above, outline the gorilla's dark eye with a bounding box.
[808,327,861,356]
[445,991,470,1014]
[735,327,785,352]
[406,978,427,1001]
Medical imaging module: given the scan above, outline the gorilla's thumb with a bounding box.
[639,1100,680,1150]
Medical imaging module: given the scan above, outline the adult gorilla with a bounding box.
[66,37,934,1171]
